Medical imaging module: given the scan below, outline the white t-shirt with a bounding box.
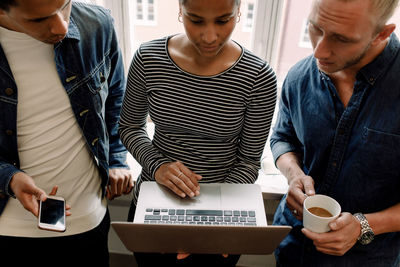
[0,26,106,237]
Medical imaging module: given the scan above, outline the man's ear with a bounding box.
[372,23,396,45]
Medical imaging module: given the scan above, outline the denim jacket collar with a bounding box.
[65,16,80,41]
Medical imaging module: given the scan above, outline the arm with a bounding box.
[270,78,315,219]
[118,48,172,178]
[104,21,133,199]
[225,63,277,184]
[118,49,201,198]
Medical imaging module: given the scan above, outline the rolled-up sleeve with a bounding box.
[270,79,302,165]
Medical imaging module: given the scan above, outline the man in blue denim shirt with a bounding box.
[271,0,400,266]
[0,0,133,266]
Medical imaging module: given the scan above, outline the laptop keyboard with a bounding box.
[143,208,257,226]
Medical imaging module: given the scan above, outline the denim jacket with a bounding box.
[0,3,128,214]
[271,34,400,266]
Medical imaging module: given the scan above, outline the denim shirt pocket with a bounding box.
[358,127,400,177]
[87,61,110,120]
[352,127,400,211]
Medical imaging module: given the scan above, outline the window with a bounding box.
[242,1,256,32]
[298,19,312,48]
[134,0,157,26]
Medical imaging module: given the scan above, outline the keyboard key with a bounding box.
[186,216,193,221]
[241,211,248,217]
[239,217,246,222]
[224,210,233,216]
[186,210,223,216]
[168,209,176,215]
[176,209,185,215]
[224,217,231,222]
[247,217,256,222]
[161,209,168,212]
[145,215,161,220]
[178,216,185,221]
[162,215,169,221]
[146,208,153,212]
[193,216,200,221]
[216,217,223,222]
[249,211,256,217]
[233,210,240,216]
[232,217,239,222]
[209,216,216,222]
[170,215,177,221]
[201,216,208,221]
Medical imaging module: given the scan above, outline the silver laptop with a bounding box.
[112,182,291,254]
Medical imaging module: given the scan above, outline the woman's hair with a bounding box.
[179,0,241,6]
[0,0,17,12]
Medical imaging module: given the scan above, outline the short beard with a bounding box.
[325,41,372,74]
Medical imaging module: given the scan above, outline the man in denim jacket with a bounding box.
[271,0,400,266]
[0,0,133,265]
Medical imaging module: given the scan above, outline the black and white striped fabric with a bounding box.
[119,37,277,204]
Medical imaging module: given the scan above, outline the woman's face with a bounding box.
[180,0,240,58]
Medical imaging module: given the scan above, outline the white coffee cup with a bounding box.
[303,194,341,233]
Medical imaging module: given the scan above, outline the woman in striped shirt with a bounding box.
[119,0,277,266]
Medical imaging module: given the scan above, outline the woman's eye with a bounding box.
[190,19,203,24]
[216,20,230,25]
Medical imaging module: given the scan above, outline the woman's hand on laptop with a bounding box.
[155,161,202,198]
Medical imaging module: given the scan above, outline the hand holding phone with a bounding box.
[38,196,66,232]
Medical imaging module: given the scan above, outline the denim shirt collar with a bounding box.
[358,34,400,85]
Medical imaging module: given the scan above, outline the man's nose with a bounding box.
[313,36,331,59]
[50,12,68,36]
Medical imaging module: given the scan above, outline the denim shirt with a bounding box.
[0,3,128,214]
[271,34,400,266]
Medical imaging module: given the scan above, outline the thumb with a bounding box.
[328,215,344,231]
[28,186,47,202]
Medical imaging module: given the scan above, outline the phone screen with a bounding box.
[40,198,65,228]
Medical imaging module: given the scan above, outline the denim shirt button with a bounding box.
[5,129,13,136]
[4,88,14,96]
[100,73,106,83]
[332,162,337,167]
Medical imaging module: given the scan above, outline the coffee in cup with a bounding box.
[303,194,341,233]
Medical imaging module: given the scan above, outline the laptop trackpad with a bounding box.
[179,185,221,208]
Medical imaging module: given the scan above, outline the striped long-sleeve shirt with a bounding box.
[119,37,277,204]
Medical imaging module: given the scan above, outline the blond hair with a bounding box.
[371,0,399,28]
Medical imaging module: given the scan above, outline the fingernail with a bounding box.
[190,192,194,197]
[181,193,186,198]
[195,190,200,196]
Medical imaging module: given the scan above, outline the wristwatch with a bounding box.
[353,213,374,245]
